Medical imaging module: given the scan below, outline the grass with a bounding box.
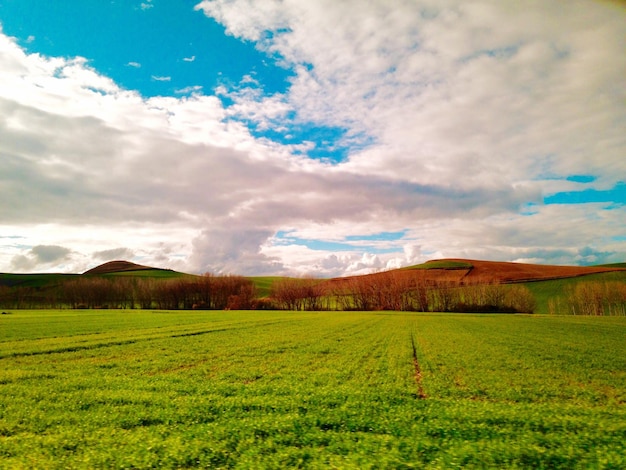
[249,276,290,298]
[0,273,78,288]
[100,269,189,279]
[598,263,626,268]
[0,310,624,468]
[0,270,185,288]
[403,260,474,270]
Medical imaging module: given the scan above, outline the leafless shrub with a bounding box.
[565,281,626,316]
[270,278,325,311]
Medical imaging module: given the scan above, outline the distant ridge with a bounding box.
[83,260,167,275]
[401,258,626,283]
[6,257,623,281]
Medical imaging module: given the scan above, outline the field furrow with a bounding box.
[0,310,624,469]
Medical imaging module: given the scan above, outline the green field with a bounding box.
[402,260,474,270]
[1,311,625,469]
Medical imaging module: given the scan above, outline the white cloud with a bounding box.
[183,55,196,62]
[198,0,625,186]
[0,223,197,274]
[175,85,203,95]
[11,245,72,272]
[151,75,171,81]
[127,61,141,68]
[93,247,135,262]
[1,1,625,275]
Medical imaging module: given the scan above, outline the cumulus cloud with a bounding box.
[93,248,135,262]
[11,245,72,272]
[0,1,625,275]
[197,0,625,187]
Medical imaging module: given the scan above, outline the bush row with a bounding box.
[548,281,626,315]
[0,275,257,310]
[271,272,537,313]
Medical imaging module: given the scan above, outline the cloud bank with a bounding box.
[1,0,625,275]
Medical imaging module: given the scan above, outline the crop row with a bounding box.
[0,311,625,468]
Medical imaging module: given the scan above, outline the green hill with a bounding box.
[83,260,176,275]
[99,269,188,279]
[403,260,474,270]
[597,262,626,268]
[0,273,78,288]
[2,258,624,313]
[1,261,185,289]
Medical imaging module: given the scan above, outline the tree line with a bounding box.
[3,270,624,315]
[0,274,257,310]
[270,271,537,313]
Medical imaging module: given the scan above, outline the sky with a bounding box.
[0,0,625,276]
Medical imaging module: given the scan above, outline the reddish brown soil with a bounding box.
[444,259,626,283]
[327,259,626,287]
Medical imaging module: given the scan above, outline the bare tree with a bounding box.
[429,280,460,312]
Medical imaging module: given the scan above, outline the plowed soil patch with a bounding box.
[325,258,625,290]
[456,259,626,283]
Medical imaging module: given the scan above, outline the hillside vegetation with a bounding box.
[1,259,625,314]
[403,258,625,283]
[83,260,160,275]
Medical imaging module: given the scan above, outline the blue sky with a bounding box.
[0,0,624,275]
[0,0,291,97]
[0,0,355,162]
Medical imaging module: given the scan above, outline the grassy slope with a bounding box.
[598,262,626,268]
[100,269,189,280]
[249,276,290,298]
[0,273,78,288]
[403,259,474,270]
[0,269,187,288]
[3,259,625,312]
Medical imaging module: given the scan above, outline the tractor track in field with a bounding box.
[0,318,295,360]
[410,333,427,399]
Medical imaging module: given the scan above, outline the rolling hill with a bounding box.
[401,258,626,283]
[0,260,185,288]
[321,258,626,291]
[1,258,624,312]
[3,257,625,289]
[83,260,174,275]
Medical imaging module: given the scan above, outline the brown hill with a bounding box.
[326,258,626,288]
[83,260,158,275]
[407,258,626,284]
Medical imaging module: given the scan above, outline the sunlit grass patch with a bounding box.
[0,311,624,468]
